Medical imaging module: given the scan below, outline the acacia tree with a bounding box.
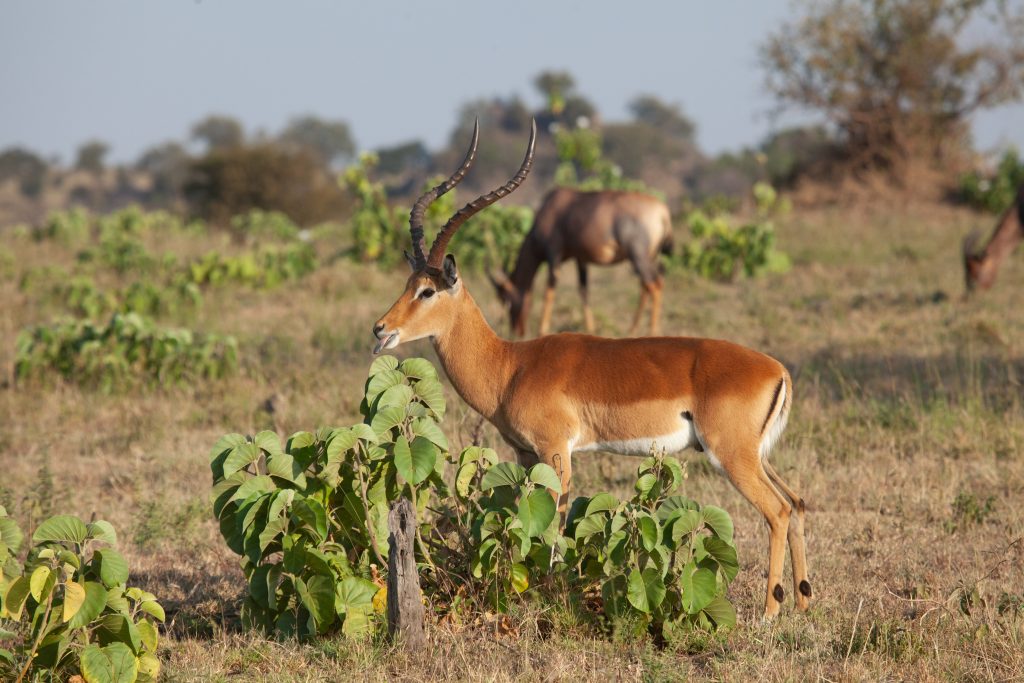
[279,115,356,166]
[761,0,1024,180]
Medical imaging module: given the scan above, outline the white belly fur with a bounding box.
[575,423,697,457]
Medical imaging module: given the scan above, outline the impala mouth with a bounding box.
[373,331,399,355]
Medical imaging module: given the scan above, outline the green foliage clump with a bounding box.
[342,153,406,268]
[677,182,791,281]
[186,244,316,289]
[210,355,449,639]
[566,456,738,630]
[554,127,656,194]
[77,235,157,276]
[0,508,164,682]
[42,278,202,320]
[456,204,534,273]
[230,209,300,242]
[32,208,92,245]
[959,149,1024,214]
[15,313,237,392]
[210,356,740,642]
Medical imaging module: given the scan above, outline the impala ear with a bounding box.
[442,254,459,289]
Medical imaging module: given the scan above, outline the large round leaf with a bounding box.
[680,562,718,614]
[392,435,437,486]
[33,515,88,544]
[625,567,667,614]
[585,493,618,517]
[79,642,138,683]
[701,506,734,542]
[63,581,86,623]
[527,463,562,494]
[480,462,527,490]
[637,515,660,553]
[518,490,556,537]
[701,595,737,629]
[68,581,108,629]
[335,576,378,613]
[96,549,130,587]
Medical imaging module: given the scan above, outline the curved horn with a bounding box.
[408,119,479,270]
[426,119,537,269]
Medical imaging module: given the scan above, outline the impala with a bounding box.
[372,121,811,619]
[489,187,673,337]
[963,183,1023,294]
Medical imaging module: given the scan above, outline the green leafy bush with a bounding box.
[185,243,316,289]
[553,126,657,194]
[31,208,92,245]
[677,182,791,281]
[15,313,237,391]
[0,508,164,682]
[342,153,406,267]
[230,209,300,242]
[959,149,1024,213]
[211,356,740,641]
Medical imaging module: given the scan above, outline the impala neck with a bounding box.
[432,287,514,420]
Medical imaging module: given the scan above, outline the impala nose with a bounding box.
[373,322,385,336]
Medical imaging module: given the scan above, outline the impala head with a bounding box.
[487,269,529,337]
[373,119,537,353]
[962,228,994,295]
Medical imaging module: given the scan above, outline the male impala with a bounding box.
[489,187,673,337]
[963,183,1023,293]
[373,121,811,619]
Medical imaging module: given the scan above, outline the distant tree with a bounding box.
[135,141,191,204]
[75,140,109,173]
[191,115,244,151]
[375,140,430,176]
[629,96,696,142]
[0,147,48,197]
[534,71,576,114]
[759,126,837,187]
[761,0,1024,179]
[185,143,346,225]
[279,115,356,166]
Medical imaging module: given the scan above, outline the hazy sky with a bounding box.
[2,0,1023,164]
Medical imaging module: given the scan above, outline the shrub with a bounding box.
[32,209,91,245]
[210,356,740,641]
[959,149,1024,214]
[676,182,791,281]
[342,153,406,268]
[15,313,237,391]
[185,243,316,289]
[230,209,300,242]
[0,508,164,682]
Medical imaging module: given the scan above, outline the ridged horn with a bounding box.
[426,119,537,269]
[408,119,479,270]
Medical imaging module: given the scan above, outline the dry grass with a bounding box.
[1,202,1022,681]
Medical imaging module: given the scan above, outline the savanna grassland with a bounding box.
[1,200,1022,682]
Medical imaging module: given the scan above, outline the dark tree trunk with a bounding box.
[386,498,426,651]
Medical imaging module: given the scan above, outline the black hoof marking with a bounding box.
[773,584,784,603]
[799,580,812,597]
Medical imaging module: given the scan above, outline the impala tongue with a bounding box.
[373,333,394,355]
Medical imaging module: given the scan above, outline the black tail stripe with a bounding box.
[760,378,784,435]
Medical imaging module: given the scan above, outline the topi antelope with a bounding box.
[963,183,1023,294]
[489,187,673,337]
[372,121,811,619]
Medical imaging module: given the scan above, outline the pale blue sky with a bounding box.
[2,0,1022,164]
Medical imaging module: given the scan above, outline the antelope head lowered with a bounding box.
[373,122,812,620]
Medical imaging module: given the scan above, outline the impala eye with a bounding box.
[419,288,435,300]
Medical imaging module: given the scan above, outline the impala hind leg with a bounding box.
[764,460,812,610]
[720,453,792,620]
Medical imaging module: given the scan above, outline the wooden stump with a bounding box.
[386,498,426,650]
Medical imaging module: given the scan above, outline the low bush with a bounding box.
[185,243,316,289]
[210,356,739,642]
[0,508,164,682]
[959,149,1024,214]
[15,313,237,391]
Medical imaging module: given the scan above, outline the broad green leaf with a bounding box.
[326,428,357,463]
[350,423,379,444]
[663,457,685,492]
[701,506,734,542]
[87,520,117,545]
[80,642,138,683]
[68,581,108,629]
[137,652,161,682]
[637,515,659,552]
[455,462,477,499]
[96,549,130,587]
[480,461,527,490]
[365,367,405,404]
[377,383,414,410]
[667,509,703,546]
[702,595,737,629]
[680,562,718,614]
[4,576,30,619]
[635,473,659,497]
[626,569,651,613]
[222,442,262,478]
[573,514,606,541]
[96,613,142,653]
[509,528,532,559]
[336,576,378,613]
[413,377,446,417]
[399,357,438,380]
[229,475,276,502]
[105,586,130,615]
[585,493,618,517]
[33,515,88,544]
[266,451,305,487]
[368,354,400,376]
[527,463,563,494]
[139,600,165,622]
[254,430,283,456]
[518,490,556,537]
[296,575,335,632]
[370,405,405,436]
[656,495,699,521]
[30,565,52,601]
[702,536,740,581]
[0,518,24,555]
[63,581,86,622]
[510,563,529,593]
[642,567,666,611]
[411,418,448,451]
